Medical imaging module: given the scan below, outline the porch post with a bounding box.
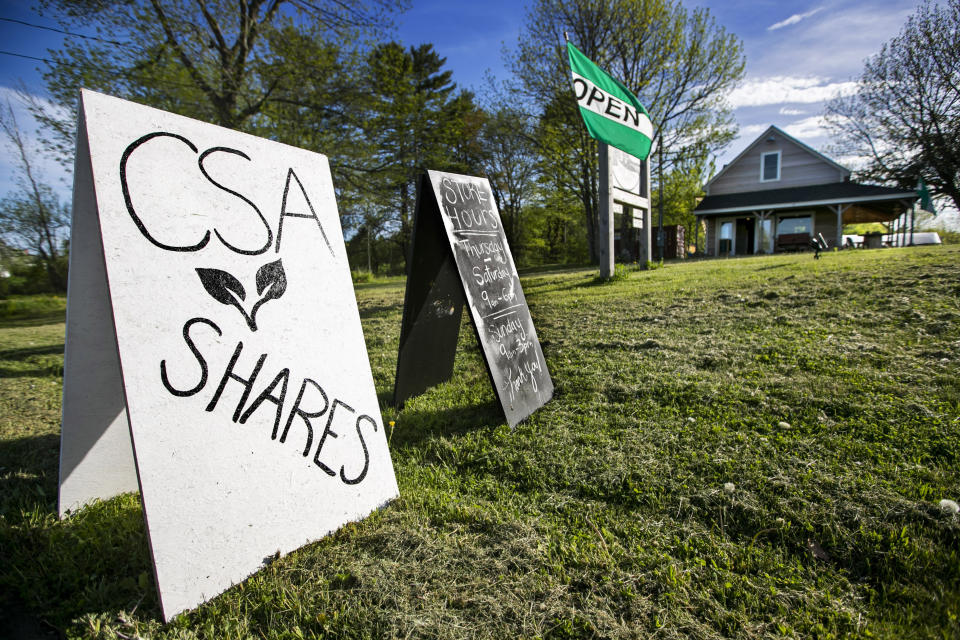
[834,204,847,248]
[910,203,915,246]
[753,212,759,254]
[754,210,771,253]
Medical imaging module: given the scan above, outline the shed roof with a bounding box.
[694,181,916,220]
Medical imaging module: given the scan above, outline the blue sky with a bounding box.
[0,0,943,217]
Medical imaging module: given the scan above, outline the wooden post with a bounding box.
[598,142,614,278]
[656,134,664,261]
[909,203,915,246]
[835,204,846,248]
[638,159,652,267]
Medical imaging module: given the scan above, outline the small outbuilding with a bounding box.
[694,125,917,257]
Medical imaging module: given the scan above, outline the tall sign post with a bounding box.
[566,41,653,277]
[597,143,615,278]
[657,134,664,261]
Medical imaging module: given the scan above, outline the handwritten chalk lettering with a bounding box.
[440,176,489,206]
[159,316,376,484]
[473,264,511,286]
[457,238,506,263]
[119,132,333,257]
[523,358,543,390]
[505,365,527,403]
[480,289,501,309]
[504,356,543,403]
[497,338,533,360]
[402,170,553,429]
[480,282,517,309]
[488,316,527,344]
[478,282,517,309]
[443,204,499,232]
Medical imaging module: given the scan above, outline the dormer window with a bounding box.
[761,151,781,182]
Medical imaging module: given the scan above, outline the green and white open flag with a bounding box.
[567,42,654,160]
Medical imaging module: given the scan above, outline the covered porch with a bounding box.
[694,182,917,257]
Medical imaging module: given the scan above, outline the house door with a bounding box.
[735,218,755,255]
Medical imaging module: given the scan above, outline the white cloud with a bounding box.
[781,115,830,141]
[727,76,857,108]
[737,123,768,139]
[830,153,870,172]
[768,7,824,31]
[779,107,807,115]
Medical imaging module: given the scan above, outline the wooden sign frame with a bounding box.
[394,171,553,427]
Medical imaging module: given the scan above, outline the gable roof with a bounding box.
[707,125,850,190]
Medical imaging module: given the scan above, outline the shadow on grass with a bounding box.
[0,344,65,361]
[358,304,402,320]
[0,311,67,329]
[0,365,62,379]
[351,279,406,295]
[517,263,591,276]
[392,398,503,448]
[0,343,65,379]
[0,434,159,632]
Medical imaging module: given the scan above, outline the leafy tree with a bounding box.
[824,0,960,211]
[530,92,601,261]
[0,101,69,291]
[479,108,539,261]
[33,0,406,161]
[508,0,745,262]
[521,188,589,266]
[652,150,712,253]
[254,35,371,224]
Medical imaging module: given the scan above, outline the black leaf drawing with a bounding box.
[197,267,246,305]
[195,260,287,333]
[255,259,287,300]
[196,267,255,330]
[250,259,287,331]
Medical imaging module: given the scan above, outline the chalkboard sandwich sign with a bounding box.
[395,170,554,427]
[59,89,399,621]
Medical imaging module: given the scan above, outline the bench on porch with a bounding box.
[776,232,811,252]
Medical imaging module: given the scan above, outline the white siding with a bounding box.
[709,130,848,196]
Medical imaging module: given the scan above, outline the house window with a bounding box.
[760,151,780,182]
[777,216,811,235]
[718,220,734,255]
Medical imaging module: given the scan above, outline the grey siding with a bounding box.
[709,130,848,196]
[813,208,842,247]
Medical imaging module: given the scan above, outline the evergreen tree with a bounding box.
[359,42,477,265]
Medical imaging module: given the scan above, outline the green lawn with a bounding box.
[1,246,958,639]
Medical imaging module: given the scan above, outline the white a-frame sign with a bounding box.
[60,90,399,621]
